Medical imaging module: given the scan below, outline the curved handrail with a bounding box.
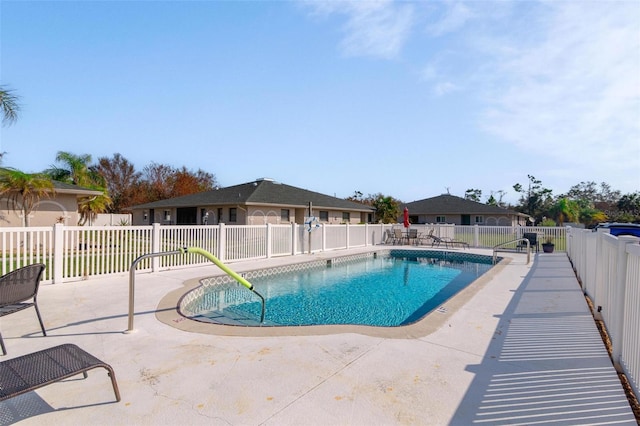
[182,247,265,324]
[493,238,531,265]
[127,247,265,332]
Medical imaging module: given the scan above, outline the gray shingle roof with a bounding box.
[52,181,103,196]
[403,194,525,216]
[131,179,374,211]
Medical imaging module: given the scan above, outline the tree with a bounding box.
[46,151,105,188]
[0,167,54,227]
[550,197,580,225]
[46,151,111,224]
[131,162,218,205]
[616,192,640,222]
[346,191,364,203]
[579,207,608,227]
[564,181,620,206]
[0,86,20,126]
[370,193,400,223]
[564,181,620,219]
[172,166,216,197]
[464,189,482,203]
[513,175,553,222]
[137,162,175,202]
[78,190,113,226]
[617,192,640,214]
[97,153,141,213]
[491,190,507,208]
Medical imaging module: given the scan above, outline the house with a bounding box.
[0,181,104,227]
[129,178,375,226]
[401,194,531,226]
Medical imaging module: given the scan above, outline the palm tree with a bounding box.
[46,151,112,225]
[551,197,580,225]
[0,167,54,227]
[78,188,112,225]
[0,86,20,126]
[46,151,105,187]
[372,194,400,223]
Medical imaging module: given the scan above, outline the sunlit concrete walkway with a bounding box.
[0,249,636,425]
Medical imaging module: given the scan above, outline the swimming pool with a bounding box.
[179,250,496,327]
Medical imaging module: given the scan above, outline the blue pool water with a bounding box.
[182,251,494,327]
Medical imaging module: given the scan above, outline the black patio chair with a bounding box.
[0,264,47,355]
[517,232,539,252]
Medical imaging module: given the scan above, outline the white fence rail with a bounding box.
[567,228,640,400]
[0,223,566,284]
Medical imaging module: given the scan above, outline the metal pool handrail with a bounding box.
[493,238,531,265]
[127,246,265,332]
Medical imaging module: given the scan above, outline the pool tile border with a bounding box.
[157,248,511,338]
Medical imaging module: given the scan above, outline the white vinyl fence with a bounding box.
[0,223,567,284]
[567,228,640,400]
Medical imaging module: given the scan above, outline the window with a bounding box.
[229,208,237,222]
[475,216,484,224]
[436,216,446,223]
[319,211,329,221]
[164,210,171,221]
[342,212,350,222]
[281,209,290,222]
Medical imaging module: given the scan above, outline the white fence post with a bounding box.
[152,223,161,272]
[345,223,350,249]
[53,223,64,283]
[621,243,640,397]
[266,223,272,258]
[593,229,608,310]
[365,223,369,246]
[218,223,226,261]
[611,236,636,369]
[322,224,327,252]
[474,224,479,248]
[291,223,297,255]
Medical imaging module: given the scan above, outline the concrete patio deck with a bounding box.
[0,249,636,425]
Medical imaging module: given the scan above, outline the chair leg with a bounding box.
[34,304,47,336]
[0,332,6,356]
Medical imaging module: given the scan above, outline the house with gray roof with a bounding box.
[401,194,531,226]
[130,178,375,226]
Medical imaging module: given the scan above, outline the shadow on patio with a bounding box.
[450,254,637,425]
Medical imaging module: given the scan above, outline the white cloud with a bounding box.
[434,81,459,96]
[302,0,414,59]
[427,1,472,36]
[301,0,639,192]
[479,2,640,175]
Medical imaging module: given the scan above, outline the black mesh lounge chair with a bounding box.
[0,264,46,355]
[417,229,435,245]
[430,231,470,249]
[0,343,121,403]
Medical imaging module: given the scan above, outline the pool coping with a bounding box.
[156,248,511,339]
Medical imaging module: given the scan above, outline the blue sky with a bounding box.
[1,0,638,205]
